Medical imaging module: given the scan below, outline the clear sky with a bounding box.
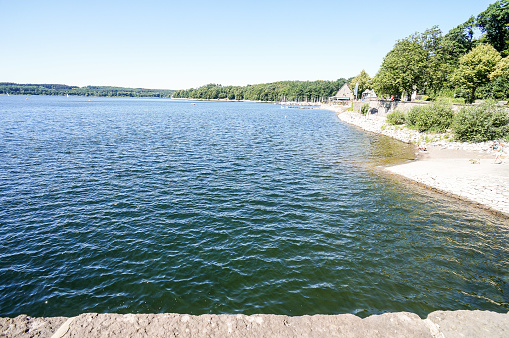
[1,0,495,90]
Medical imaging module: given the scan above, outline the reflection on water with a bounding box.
[364,135,416,166]
[0,96,507,318]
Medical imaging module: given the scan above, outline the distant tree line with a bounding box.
[367,1,509,103]
[172,79,351,102]
[0,83,175,98]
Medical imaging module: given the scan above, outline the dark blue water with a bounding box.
[0,95,508,318]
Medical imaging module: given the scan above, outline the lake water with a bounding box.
[0,95,508,318]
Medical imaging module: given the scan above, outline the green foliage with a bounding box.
[452,101,509,142]
[476,1,509,54]
[372,40,427,100]
[406,106,424,128]
[451,44,502,103]
[172,79,350,102]
[0,83,174,98]
[386,110,406,125]
[360,103,369,115]
[372,2,509,102]
[349,70,371,97]
[409,26,442,57]
[490,56,509,80]
[406,102,454,132]
[477,75,509,100]
[442,17,476,60]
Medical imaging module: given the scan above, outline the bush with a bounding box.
[386,110,406,125]
[452,101,509,142]
[476,76,509,100]
[406,102,453,132]
[406,106,425,129]
[360,103,369,115]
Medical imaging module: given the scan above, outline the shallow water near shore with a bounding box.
[0,96,508,318]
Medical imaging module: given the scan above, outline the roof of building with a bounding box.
[335,83,353,97]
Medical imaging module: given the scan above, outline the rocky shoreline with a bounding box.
[321,104,509,217]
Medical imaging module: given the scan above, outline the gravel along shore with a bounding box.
[321,105,509,217]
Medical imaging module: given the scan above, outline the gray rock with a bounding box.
[0,315,68,338]
[1,311,508,337]
[426,310,509,338]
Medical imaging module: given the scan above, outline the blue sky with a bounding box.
[1,0,495,90]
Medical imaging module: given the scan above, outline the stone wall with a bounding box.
[2,311,508,337]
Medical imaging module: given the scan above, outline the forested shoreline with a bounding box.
[0,83,174,98]
[171,79,351,102]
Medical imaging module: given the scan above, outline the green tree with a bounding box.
[476,1,509,54]
[490,56,509,80]
[409,26,452,95]
[477,75,509,100]
[372,40,427,100]
[443,17,476,59]
[409,26,443,57]
[349,70,371,98]
[451,44,502,102]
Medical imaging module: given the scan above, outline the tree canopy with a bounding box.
[0,83,174,98]
[476,1,509,55]
[368,2,509,102]
[451,44,502,102]
[172,79,351,102]
[349,70,371,98]
[490,56,509,80]
[372,39,427,100]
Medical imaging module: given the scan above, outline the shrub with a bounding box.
[386,110,406,125]
[452,101,509,142]
[406,106,425,129]
[476,76,509,100]
[406,102,453,132]
[360,103,369,115]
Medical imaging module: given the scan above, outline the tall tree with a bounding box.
[451,44,502,102]
[476,1,509,54]
[372,40,427,100]
[409,26,453,95]
[348,70,371,98]
[409,25,442,58]
[443,17,476,59]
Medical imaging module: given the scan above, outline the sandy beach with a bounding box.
[321,104,509,217]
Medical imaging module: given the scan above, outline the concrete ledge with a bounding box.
[1,310,508,337]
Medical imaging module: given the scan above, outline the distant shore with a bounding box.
[320,104,509,218]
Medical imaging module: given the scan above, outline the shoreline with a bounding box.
[319,104,509,218]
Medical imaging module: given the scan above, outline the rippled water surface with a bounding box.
[0,96,508,318]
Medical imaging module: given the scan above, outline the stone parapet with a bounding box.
[1,310,508,337]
